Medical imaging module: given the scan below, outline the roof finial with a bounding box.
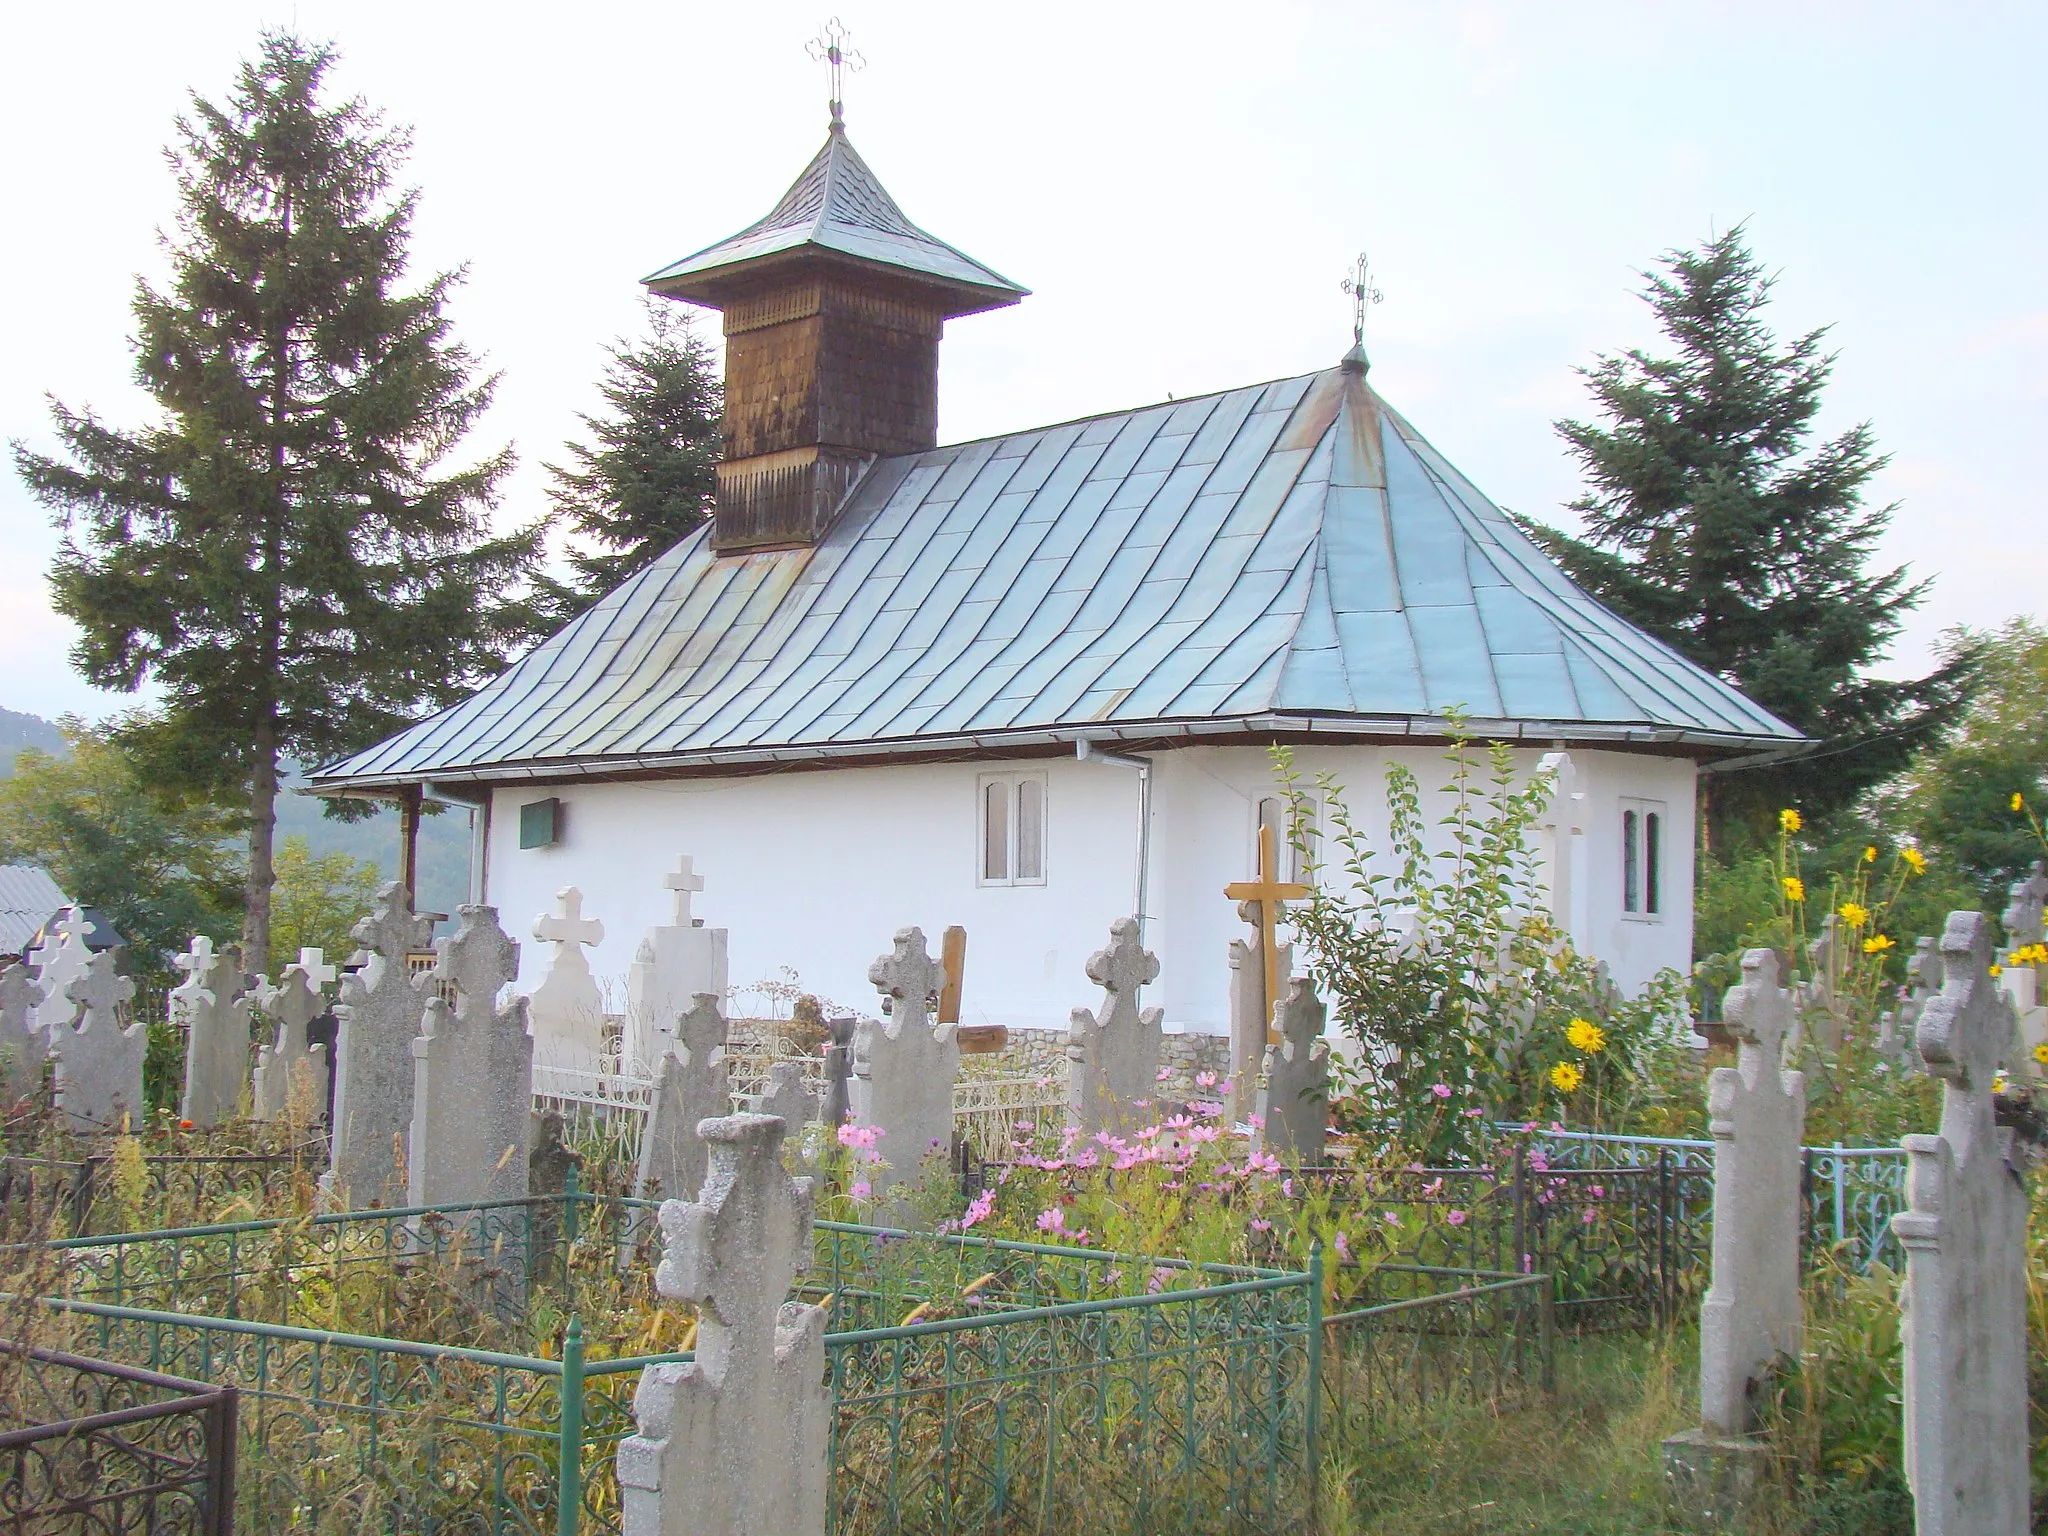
[807,18,865,134]
[1335,252,1384,376]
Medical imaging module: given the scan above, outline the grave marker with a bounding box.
[27,912,92,1035]
[329,884,434,1206]
[173,936,252,1128]
[821,1014,856,1129]
[618,1112,828,1536]
[252,950,333,1125]
[1255,976,1329,1158]
[634,995,731,1206]
[759,1060,815,1134]
[625,856,729,1072]
[0,960,46,1101]
[1225,933,1288,1125]
[857,927,958,1194]
[1067,917,1163,1136]
[51,951,142,1132]
[1890,912,2031,1536]
[409,905,533,1209]
[531,887,609,1065]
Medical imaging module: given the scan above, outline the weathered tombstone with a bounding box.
[2000,865,2048,1081]
[624,856,729,1072]
[857,927,959,1194]
[1225,930,1288,1125]
[50,951,142,1133]
[0,960,47,1101]
[634,995,731,1206]
[1664,948,1806,1518]
[528,1109,584,1275]
[617,1113,828,1536]
[1797,915,1848,1054]
[530,887,609,1066]
[251,950,334,1125]
[329,884,434,1206]
[409,905,533,1209]
[2002,860,2048,950]
[26,912,92,1035]
[759,1060,815,1134]
[172,936,253,1129]
[1881,937,1943,1065]
[1890,911,2031,1536]
[821,1014,855,1130]
[1254,977,1329,1158]
[1067,917,1163,1137]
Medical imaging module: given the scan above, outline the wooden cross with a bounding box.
[1224,823,1311,1044]
[664,855,706,925]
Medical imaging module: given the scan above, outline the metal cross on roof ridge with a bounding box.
[1342,251,1383,345]
[807,17,865,133]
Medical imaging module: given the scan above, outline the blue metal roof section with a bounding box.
[643,128,1026,312]
[315,358,1801,789]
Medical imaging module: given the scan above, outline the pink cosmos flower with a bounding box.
[1333,1231,1351,1260]
[1446,1209,1468,1227]
[1251,1218,1272,1233]
[1383,1212,1400,1227]
[1036,1207,1065,1233]
[1196,1071,1218,1088]
[851,1179,872,1200]
[1247,1113,1265,1130]
[1430,1083,1452,1099]
[1156,1067,1173,1081]
[959,1189,996,1230]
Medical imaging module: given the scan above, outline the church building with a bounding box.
[311,113,1802,1047]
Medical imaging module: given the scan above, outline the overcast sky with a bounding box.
[3,0,2041,723]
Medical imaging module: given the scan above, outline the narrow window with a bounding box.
[1015,778,1045,881]
[983,779,1010,882]
[1256,794,1317,882]
[1622,809,1640,913]
[1645,812,1662,915]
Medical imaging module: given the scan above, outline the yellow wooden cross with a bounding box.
[1223,823,1311,1043]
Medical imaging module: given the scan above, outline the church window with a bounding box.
[979,773,1048,886]
[1254,794,1316,882]
[1621,799,1664,917]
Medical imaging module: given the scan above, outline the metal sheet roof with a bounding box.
[0,864,68,957]
[643,129,1026,311]
[314,359,1802,790]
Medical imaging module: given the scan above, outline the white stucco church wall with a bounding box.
[477,743,1694,1039]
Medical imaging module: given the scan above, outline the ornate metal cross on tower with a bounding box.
[808,17,865,133]
[1224,823,1312,1043]
[1341,251,1383,345]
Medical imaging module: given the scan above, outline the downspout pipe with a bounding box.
[1076,740,1153,944]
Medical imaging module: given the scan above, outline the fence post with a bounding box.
[1655,1150,1671,1328]
[563,1162,581,1250]
[1538,1272,1556,1396]
[557,1315,585,1536]
[207,1383,240,1536]
[72,1157,99,1237]
[1510,1146,1527,1280]
[1831,1141,1847,1252]
[1304,1242,1324,1518]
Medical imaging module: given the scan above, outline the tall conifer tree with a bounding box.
[13,33,547,965]
[1522,229,1971,842]
[542,297,721,616]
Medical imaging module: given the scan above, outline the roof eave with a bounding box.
[644,242,1027,319]
[307,712,1809,794]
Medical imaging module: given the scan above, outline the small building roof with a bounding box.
[643,128,1027,317]
[0,864,69,957]
[313,355,1802,792]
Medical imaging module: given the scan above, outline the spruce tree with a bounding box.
[12,33,546,966]
[1522,229,1971,842]
[543,296,720,616]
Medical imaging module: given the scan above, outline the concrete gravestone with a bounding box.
[1890,911,2031,1536]
[857,927,959,1194]
[618,1113,828,1536]
[252,949,335,1124]
[625,857,729,1073]
[409,905,533,1209]
[759,1061,815,1134]
[2002,861,2047,949]
[530,887,609,1066]
[821,1014,856,1130]
[1254,977,1329,1158]
[0,960,47,1101]
[1225,931,1288,1126]
[27,914,92,1035]
[1999,864,2048,1081]
[1664,949,1806,1514]
[330,884,434,1206]
[172,937,253,1128]
[1880,937,1942,1066]
[634,995,731,1206]
[51,951,142,1132]
[1067,917,1163,1137]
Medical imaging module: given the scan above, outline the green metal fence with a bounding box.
[23,1190,1323,1535]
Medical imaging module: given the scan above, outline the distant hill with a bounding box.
[0,707,67,777]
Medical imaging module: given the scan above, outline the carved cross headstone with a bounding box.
[625,856,728,1073]
[1225,931,1290,1125]
[530,887,608,1066]
[1797,915,1847,1055]
[634,995,732,1206]
[2002,860,2048,951]
[821,1014,856,1130]
[51,951,141,1132]
[617,1113,828,1536]
[1067,917,1163,1137]
[1254,977,1329,1159]
[1890,911,2031,1534]
[0,960,47,1101]
[1694,948,1805,1438]
[759,1061,815,1135]
[252,953,332,1125]
[329,884,435,1207]
[27,912,92,1035]
[409,905,532,1209]
[857,927,958,1194]
[173,935,252,1128]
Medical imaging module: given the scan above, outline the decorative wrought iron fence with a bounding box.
[0,1342,238,1534]
[0,1150,315,1241]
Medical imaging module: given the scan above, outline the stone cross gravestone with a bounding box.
[1890,911,2030,1536]
[2002,860,2047,950]
[173,936,253,1128]
[1067,917,1163,1136]
[27,912,92,1035]
[624,856,729,1073]
[329,884,435,1206]
[1880,937,1943,1065]
[1225,930,1289,1125]
[618,1112,828,1536]
[51,951,141,1132]
[252,950,333,1125]
[821,1014,856,1130]
[1999,863,2048,1081]
[530,887,609,1066]
[634,995,732,1206]
[409,905,533,1209]
[1255,976,1329,1159]
[0,960,47,1101]
[857,927,958,1194]
[759,1060,815,1134]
